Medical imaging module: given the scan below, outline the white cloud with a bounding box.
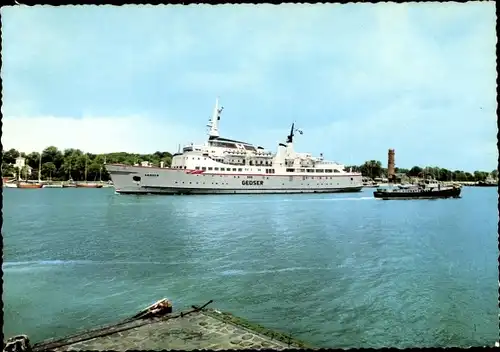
[279,91,497,171]
[1,3,496,171]
[1,115,203,155]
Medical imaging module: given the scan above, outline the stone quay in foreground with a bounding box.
[3,299,311,351]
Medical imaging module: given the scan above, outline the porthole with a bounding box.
[133,176,141,182]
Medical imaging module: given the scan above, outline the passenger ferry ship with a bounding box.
[105,99,363,195]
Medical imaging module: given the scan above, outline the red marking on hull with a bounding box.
[186,170,205,175]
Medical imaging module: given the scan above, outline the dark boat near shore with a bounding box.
[476,180,497,187]
[374,184,461,200]
[17,182,43,189]
[75,182,103,188]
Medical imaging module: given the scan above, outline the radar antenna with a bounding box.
[286,123,303,143]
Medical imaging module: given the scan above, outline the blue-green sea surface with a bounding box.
[2,187,498,348]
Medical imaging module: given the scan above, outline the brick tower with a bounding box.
[388,149,395,183]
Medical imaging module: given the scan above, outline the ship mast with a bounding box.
[286,123,303,144]
[85,155,88,181]
[38,151,42,182]
[68,161,72,181]
[286,123,295,144]
[207,97,223,138]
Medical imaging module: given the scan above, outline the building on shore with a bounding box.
[13,156,32,179]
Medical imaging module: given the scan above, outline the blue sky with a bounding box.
[1,3,497,171]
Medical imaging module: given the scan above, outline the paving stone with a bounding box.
[241,333,253,340]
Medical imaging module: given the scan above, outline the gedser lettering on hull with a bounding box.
[242,180,264,186]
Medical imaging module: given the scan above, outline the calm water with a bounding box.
[2,187,498,347]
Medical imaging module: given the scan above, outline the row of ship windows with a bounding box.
[183,175,353,181]
[286,168,341,173]
[190,166,339,173]
[172,163,343,174]
[197,166,243,172]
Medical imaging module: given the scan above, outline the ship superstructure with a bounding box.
[105,98,363,194]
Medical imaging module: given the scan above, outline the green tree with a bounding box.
[437,168,452,181]
[464,172,474,182]
[1,163,16,178]
[394,167,410,175]
[61,151,83,181]
[42,146,64,170]
[42,162,57,180]
[19,165,30,180]
[87,161,102,181]
[360,160,383,179]
[491,169,498,180]
[25,152,41,169]
[162,155,172,167]
[2,148,20,164]
[408,166,422,177]
[473,171,489,182]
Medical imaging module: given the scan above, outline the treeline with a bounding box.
[1,147,496,183]
[1,147,173,181]
[345,160,498,182]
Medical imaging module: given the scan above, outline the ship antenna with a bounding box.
[286,123,295,143]
[286,122,303,143]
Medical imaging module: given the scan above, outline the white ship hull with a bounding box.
[106,164,363,195]
[106,98,364,195]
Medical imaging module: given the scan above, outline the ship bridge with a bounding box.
[208,136,262,152]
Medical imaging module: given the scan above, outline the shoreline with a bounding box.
[2,181,114,189]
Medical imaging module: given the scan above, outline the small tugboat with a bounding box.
[374,182,461,200]
[3,177,18,188]
[362,178,380,188]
